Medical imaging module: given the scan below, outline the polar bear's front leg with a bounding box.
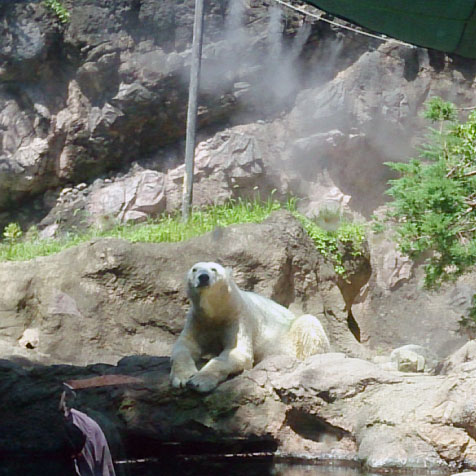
[187,346,253,393]
[170,333,201,389]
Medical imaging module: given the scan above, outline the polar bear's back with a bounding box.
[241,290,295,325]
[239,289,296,360]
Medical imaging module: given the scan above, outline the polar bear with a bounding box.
[170,262,330,393]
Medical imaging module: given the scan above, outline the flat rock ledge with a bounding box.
[2,352,476,473]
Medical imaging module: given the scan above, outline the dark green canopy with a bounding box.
[303,1,476,58]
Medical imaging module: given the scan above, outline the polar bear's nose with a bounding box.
[197,272,210,286]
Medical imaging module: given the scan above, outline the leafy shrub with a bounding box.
[386,97,476,287]
[423,96,457,123]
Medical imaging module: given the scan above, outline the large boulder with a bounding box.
[0,211,366,365]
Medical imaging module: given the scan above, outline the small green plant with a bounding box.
[43,0,70,23]
[423,96,457,124]
[3,223,22,244]
[292,213,365,277]
[370,215,385,234]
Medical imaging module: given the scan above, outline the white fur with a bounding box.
[170,262,330,392]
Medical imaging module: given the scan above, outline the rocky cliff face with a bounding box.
[1,0,202,211]
[3,0,476,229]
[0,0,317,220]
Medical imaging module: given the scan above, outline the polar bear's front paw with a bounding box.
[170,369,197,389]
[186,372,220,393]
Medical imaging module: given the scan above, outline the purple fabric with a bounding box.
[70,408,116,476]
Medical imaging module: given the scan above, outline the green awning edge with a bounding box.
[302,0,476,58]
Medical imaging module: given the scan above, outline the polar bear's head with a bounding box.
[187,262,228,290]
[187,262,232,306]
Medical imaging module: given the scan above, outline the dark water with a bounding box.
[118,456,444,476]
[0,456,448,476]
[120,455,277,476]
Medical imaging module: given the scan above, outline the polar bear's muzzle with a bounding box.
[187,262,228,294]
[196,271,210,287]
[189,270,215,290]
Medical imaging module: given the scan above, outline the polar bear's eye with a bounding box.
[192,268,197,273]
[211,268,217,273]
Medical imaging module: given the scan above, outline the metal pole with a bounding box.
[181,0,205,221]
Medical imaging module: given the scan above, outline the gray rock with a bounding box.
[86,169,166,225]
[439,340,476,375]
[392,349,425,373]
[390,344,439,373]
[353,231,472,359]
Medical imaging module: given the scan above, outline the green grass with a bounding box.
[111,197,282,243]
[0,198,281,262]
[0,198,366,276]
